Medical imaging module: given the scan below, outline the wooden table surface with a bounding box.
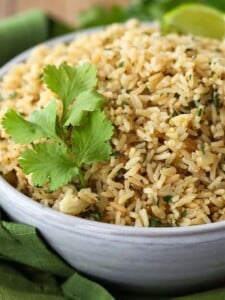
[0,0,130,24]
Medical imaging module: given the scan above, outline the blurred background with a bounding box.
[1,0,225,28]
[0,0,224,66]
[0,0,129,23]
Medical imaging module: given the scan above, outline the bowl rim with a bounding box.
[0,26,225,237]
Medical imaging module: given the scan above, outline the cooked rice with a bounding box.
[0,20,225,227]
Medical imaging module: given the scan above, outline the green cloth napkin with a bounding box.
[0,10,48,66]
[0,10,74,66]
[0,215,224,300]
[0,219,114,300]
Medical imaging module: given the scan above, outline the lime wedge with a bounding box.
[162,4,225,39]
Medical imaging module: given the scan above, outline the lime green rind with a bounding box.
[162,3,225,40]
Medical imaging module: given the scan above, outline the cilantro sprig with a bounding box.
[2,63,113,191]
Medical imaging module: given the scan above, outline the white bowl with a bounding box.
[0,30,225,295]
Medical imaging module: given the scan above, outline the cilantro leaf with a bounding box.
[19,143,79,191]
[71,110,113,165]
[2,62,114,191]
[28,99,57,138]
[2,110,43,144]
[43,63,97,118]
[64,90,106,126]
[2,100,57,144]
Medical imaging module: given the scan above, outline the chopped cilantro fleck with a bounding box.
[181,210,187,218]
[8,92,18,99]
[182,101,196,111]
[111,150,120,157]
[163,195,173,203]
[118,61,124,68]
[149,218,161,227]
[162,164,171,169]
[200,144,206,155]
[196,108,203,116]
[212,92,221,109]
[142,87,150,94]
[189,101,197,109]
[90,208,103,221]
[172,110,178,117]
[122,100,129,106]
[116,168,125,179]
[38,73,43,80]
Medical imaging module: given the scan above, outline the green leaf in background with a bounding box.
[127,0,194,21]
[0,10,48,66]
[76,0,225,28]
[0,262,65,300]
[0,221,73,276]
[0,220,115,300]
[202,0,225,11]
[76,4,127,28]
[0,215,224,300]
[172,288,225,300]
[48,19,75,38]
[62,273,114,300]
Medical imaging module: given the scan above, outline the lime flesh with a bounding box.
[162,4,225,40]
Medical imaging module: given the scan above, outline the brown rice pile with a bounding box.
[1,20,225,227]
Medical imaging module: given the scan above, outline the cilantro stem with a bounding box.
[79,171,86,188]
[51,135,87,188]
[62,111,68,126]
